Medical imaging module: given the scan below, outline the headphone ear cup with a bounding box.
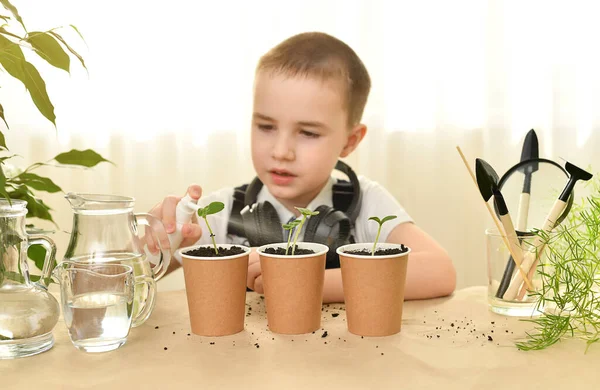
[303,205,331,243]
[241,201,283,246]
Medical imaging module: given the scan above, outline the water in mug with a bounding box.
[64,292,133,351]
[67,253,155,326]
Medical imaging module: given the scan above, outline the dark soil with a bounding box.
[263,245,315,256]
[344,244,409,256]
[183,246,246,257]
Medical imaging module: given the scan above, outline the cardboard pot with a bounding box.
[258,242,328,334]
[337,243,411,337]
[177,244,250,336]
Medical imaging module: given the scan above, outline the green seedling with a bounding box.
[282,220,301,255]
[197,202,225,254]
[368,215,397,256]
[283,207,320,255]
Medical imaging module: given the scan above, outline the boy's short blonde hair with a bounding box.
[256,32,371,127]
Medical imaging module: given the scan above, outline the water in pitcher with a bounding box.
[64,292,133,352]
[63,193,171,328]
[0,289,59,341]
[67,253,156,327]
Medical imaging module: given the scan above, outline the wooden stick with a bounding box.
[456,146,534,291]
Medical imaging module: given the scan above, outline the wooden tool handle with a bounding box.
[499,214,523,267]
[504,198,567,300]
[497,213,532,290]
[517,192,530,231]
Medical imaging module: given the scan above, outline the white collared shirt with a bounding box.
[182,175,413,260]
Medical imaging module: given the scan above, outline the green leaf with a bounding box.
[0,35,57,126]
[28,274,53,285]
[369,215,397,225]
[0,33,26,79]
[21,61,56,125]
[8,188,55,223]
[69,24,86,45]
[48,30,87,71]
[295,207,320,216]
[14,172,62,193]
[8,184,30,196]
[28,244,47,271]
[53,149,113,167]
[0,164,10,200]
[283,220,301,230]
[0,154,17,164]
[3,271,24,283]
[0,103,8,131]
[0,0,25,30]
[369,216,382,224]
[0,25,22,40]
[26,196,54,223]
[381,215,397,224]
[197,202,225,218]
[26,31,70,73]
[0,15,11,23]
[204,202,224,215]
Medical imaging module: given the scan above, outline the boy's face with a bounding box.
[251,72,364,209]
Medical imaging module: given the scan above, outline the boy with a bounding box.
[147,32,456,303]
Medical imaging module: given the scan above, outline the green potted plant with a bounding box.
[257,207,329,334]
[0,0,111,281]
[177,202,251,337]
[516,176,600,352]
[336,215,411,337]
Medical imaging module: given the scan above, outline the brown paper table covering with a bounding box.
[2,286,598,389]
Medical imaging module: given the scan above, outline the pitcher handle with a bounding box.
[135,213,171,281]
[27,234,57,289]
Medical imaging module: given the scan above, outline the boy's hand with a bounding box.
[146,184,203,254]
[247,249,263,293]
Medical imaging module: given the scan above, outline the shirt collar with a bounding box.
[256,176,335,223]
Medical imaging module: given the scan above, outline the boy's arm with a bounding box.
[323,269,344,303]
[250,253,346,304]
[386,223,456,300]
[322,223,456,303]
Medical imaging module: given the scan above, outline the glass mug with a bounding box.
[53,261,134,352]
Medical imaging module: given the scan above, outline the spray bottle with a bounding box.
[145,194,200,264]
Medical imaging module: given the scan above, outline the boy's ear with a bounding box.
[340,124,367,157]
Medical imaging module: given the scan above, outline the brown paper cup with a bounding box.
[178,244,250,337]
[258,242,328,334]
[337,243,411,337]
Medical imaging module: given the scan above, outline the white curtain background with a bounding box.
[2,0,599,290]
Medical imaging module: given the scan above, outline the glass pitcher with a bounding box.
[0,199,59,359]
[63,193,171,327]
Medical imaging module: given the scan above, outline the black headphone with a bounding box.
[238,160,362,268]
